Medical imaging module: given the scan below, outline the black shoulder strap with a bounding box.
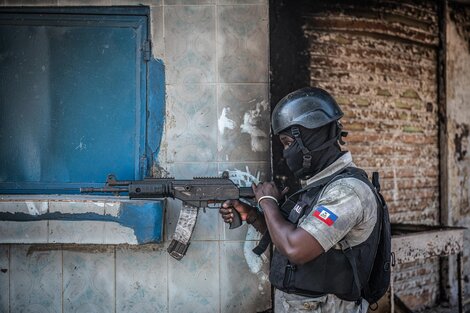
[287,167,358,224]
[337,170,387,303]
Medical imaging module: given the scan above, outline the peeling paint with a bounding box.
[218,107,236,136]
[0,200,163,244]
[240,100,269,152]
[25,201,48,216]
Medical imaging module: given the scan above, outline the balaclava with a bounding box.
[282,122,343,180]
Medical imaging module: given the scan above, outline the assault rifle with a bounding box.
[81,171,255,260]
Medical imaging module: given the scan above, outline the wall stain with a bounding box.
[454,123,469,161]
[449,2,470,52]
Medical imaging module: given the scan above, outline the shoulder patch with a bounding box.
[313,206,338,226]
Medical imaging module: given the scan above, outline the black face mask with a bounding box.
[283,140,305,178]
[282,123,342,179]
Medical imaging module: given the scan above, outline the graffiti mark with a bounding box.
[75,136,87,151]
[225,167,261,188]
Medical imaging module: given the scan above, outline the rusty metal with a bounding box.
[391,223,466,313]
[458,252,463,313]
[391,224,465,264]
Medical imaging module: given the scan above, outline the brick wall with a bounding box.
[303,1,439,225]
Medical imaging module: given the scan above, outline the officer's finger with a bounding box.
[222,200,235,208]
[222,214,233,223]
[219,208,232,215]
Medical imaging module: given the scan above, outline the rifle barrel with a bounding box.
[80,187,128,193]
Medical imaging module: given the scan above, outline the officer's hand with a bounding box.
[220,200,254,224]
[252,181,289,203]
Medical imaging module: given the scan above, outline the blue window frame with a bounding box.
[0,7,165,194]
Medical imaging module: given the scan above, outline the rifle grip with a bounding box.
[229,209,242,229]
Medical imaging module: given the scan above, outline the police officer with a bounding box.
[220,87,380,313]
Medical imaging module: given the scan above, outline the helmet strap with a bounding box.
[291,126,312,171]
[309,121,345,151]
[338,122,348,145]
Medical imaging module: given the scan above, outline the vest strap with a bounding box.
[287,200,309,224]
[340,240,362,300]
[252,231,272,256]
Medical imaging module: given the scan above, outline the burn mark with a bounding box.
[270,0,311,194]
[426,102,433,113]
[449,2,470,52]
[454,123,469,161]
[0,268,7,273]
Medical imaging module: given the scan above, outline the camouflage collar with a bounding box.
[301,152,354,188]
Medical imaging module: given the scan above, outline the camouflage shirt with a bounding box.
[274,152,377,313]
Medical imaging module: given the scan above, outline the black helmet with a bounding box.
[271,87,343,135]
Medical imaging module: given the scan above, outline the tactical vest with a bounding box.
[268,167,383,301]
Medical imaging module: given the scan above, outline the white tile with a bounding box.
[58,0,111,5]
[165,84,218,163]
[49,221,105,244]
[220,241,271,312]
[103,222,138,244]
[0,245,9,313]
[63,250,115,313]
[168,241,219,312]
[0,200,48,215]
[150,5,164,61]
[5,0,57,5]
[0,221,48,244]
[116,246,168,313]
[10,245,62,313]
[164,5,216,84]
[217,5,268,83]
[49,200,104,215]
[112,0,161,4]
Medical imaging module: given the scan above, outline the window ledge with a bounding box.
[0,195,164,245]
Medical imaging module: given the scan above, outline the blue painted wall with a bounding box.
[0,8,164,192]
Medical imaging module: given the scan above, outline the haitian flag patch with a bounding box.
[313,206,338,226]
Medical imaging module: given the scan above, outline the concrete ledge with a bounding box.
[0,195,164,244]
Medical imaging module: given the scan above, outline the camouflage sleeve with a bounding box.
[298,177,377,252]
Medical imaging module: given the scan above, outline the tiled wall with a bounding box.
[0,1,271,312]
